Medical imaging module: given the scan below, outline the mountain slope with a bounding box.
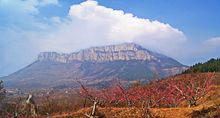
[183,58,220,74]
[1,43,187,89]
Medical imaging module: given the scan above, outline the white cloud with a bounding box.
[0,0,59,31]
[42,0,187,58]
[0,0,59,14]
[182,36,220,64]
[199,37,220,54]
[204,37,220,47]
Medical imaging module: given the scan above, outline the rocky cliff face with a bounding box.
[38,43,160,63]
[2,43,187,89]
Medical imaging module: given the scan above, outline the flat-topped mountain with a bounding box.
[38,43,165,62]
[2,43,187,89]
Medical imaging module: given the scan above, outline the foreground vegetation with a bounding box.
[53,73,220,118]
[0,72,219,118]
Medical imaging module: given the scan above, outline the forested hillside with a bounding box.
[183,58,220,73]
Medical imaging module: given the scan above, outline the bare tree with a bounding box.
[77,81,104,118]
[24,94,37,115]
[173,73,214,107]
[0,80,6,114]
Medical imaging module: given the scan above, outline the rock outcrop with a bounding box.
[2,43,187,89]
[38,43,160,63]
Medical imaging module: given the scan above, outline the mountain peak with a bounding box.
[4,43,187,89]
[85,42,145,52]
[38,43,163,63]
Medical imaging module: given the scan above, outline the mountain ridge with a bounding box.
[1,43,187,89]
[38,43,178,64]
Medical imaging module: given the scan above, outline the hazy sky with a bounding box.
[0,0,220,77]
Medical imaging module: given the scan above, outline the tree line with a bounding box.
[183,58,220,74]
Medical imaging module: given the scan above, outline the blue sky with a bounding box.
[39,0,220,40]
[0,0,220,77]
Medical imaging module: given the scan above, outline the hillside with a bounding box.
[183,58,220,74]
[1,43,187,89]
[1,72,219,117]
[51,72,220,118]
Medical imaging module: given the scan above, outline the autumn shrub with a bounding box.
[78,72,215,108]
[37,93,84,115]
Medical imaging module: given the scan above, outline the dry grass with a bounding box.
[51,106,219,118]
[51,85,220,118]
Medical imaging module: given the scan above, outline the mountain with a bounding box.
[1,43,187,89]
[183,58,220,74]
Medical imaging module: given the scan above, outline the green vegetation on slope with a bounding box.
[183,58,220,74]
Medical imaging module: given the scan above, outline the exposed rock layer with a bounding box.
[38,43,161,63]
[2,43,187,89]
